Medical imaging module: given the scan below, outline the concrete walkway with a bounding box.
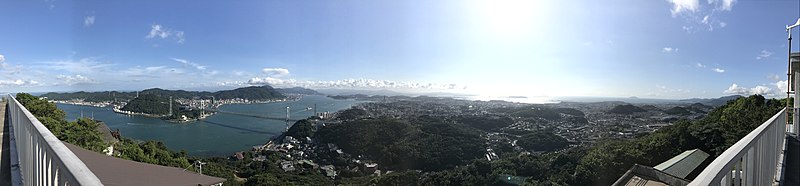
[0,101,10,186]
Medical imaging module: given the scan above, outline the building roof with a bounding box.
[64,142,225,186]
[612,164,690,186]
[653,149,710,179]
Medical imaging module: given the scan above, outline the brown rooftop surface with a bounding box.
[64,142,225,186]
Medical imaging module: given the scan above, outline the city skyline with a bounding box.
[1,0,799,99]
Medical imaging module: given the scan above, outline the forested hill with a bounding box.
[608,104,647,114]
[120,94,181,115]
[42,85,286,101]
[214,86,284,100]
[41,91,137,102]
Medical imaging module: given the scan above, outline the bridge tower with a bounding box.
[285,106,290,132]
[169,96,173,117]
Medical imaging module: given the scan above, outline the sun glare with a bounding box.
[467,0,551,40]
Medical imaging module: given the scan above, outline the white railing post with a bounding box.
[689,108,787,186]
[794,71,799,134]
[6,95,103,185]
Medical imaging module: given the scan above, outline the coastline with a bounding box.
[58,97,302,123]
[54,95,358,157]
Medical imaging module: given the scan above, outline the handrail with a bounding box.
[6,95,103,185]
[688,108,787,186]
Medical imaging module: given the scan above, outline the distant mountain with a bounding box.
[42,85,285,101]
[639,105,662,111]
[276,87,322,95]
[140,88,213,99]
[608,104,647,114]
[680,95,743,107]
[685,103,713,114]
[213,86,284,100]
[41,91,137,103]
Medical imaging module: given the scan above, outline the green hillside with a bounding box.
[120,94,181,115]
[608,104,647,114]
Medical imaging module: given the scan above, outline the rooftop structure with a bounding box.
[653,149,710,179]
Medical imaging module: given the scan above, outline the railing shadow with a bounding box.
[0,101,10,185]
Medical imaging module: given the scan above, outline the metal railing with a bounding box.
[7,95,103,185]
[688,108,787,186]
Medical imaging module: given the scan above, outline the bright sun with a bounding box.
[466,0,551,40]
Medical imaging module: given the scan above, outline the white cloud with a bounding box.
[662,47,678,53]
[720,0,736,11]
[756,50,773,60]
[696,63,706,68]
[0,54,4,63]
[122,66,184,78]
[171,58,206,70]
[247,77,465,90]
[0,79,39,87]
[146,24,185,44]
[667,0,700,17]
[723,79,791,98]
[776,80,789,94]
[248,77,287,86]
[56,74,95,85]
[84,16,95,27]
[36,58,114,74]
[147,25,168,39]
[769,74,781,81]
[669,0,735,33]
[751,85,771,95]
[262,68,290,77]
[233,71,248,77]
[724,84,746,94]
[724,83,775,96]
[174,31,185,44]
[682,26,693,33]
[712,68,725,73]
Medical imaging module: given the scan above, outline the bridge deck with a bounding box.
[0,101,10,185]
[212,109,299,122]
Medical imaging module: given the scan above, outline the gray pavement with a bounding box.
[0,101,10,186]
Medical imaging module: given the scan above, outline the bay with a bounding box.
[56,95,361,157]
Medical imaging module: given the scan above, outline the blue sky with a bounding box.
[0,0,798,99]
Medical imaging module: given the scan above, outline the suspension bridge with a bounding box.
[206,106,317,122]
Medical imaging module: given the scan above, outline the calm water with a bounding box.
[57,95,361,157]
